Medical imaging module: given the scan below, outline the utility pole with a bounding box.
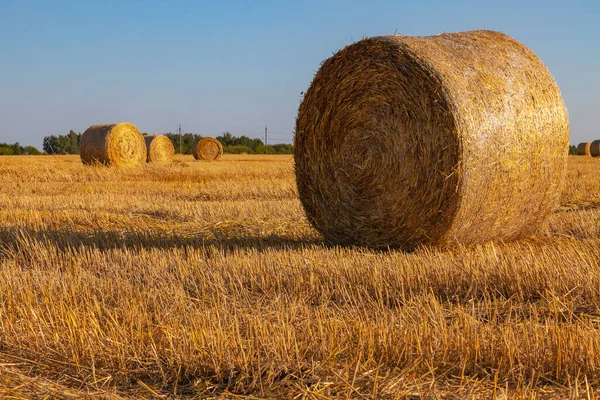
[178,124,182,154]
[264,126,268,155]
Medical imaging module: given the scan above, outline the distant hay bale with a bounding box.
[590,140,600,157]
[192,137,223,161]
[80,123,146,167]
[576,142,592,156]
[295,30,569,250]
[144,135,175,163]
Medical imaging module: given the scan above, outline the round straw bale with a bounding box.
[144,134,175,163]
[192,137,223,161]
[295,30,569,250]
[590,140,600,157]
[576,142,592,156]
[80,123,146,167]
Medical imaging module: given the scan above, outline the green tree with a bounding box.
[64,130,80,154]
[235,135,253,148]
[0,142,27,155]
[24,146,42,155]
[273,143,293,154]
[224,145,254,154]
[254,144,265,154]
[266,145,277,155]
[43,135,63,154]
[11,142,23,155]
[0,143,14,155]
[217,132,234,147]
[569,145,577,155]
[250,138,263,151]
[42,131,80,154]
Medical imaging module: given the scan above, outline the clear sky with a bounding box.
[0,0,598,148]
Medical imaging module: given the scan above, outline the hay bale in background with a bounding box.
[295,30,569,250]
[590,140,600,157]
[192,137,223,161]
[144,135,175,163]
[577,142,592,156]
[80,123,146,167]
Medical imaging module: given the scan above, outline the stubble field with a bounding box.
[1,154,600,399]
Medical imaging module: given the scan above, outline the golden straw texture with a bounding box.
[295,30,569,250]
[144,135,175,163]
[80,123,146,167]
[590,140,600,157]
[192,137,223,161]
[576,142,592,156]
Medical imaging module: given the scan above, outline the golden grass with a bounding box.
[1,154,600,398]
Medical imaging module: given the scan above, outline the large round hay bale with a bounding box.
[80,123,146,167]
[295,30,569,250]
[590,140,600,157]
[144,134,175,163]
[192,137,223,161]
[576,142,592,156]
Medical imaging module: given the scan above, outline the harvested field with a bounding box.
[1,154,600,398]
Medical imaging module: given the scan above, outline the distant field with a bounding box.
[1,154,600,398]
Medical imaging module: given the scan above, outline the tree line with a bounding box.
[35,131,293,155]
[0,142,42,155]
[164,132,293,155]
[0,137,583,157]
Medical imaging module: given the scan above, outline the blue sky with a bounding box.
[0,0,598,147]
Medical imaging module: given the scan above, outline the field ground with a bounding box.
[1,154,600,399]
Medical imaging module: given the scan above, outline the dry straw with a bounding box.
[576,142,592,156]
[295,30,569,250]
[192,137,223,161]
[80,123,146,167]
[590,140,600,157]
[144,135,175,163]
